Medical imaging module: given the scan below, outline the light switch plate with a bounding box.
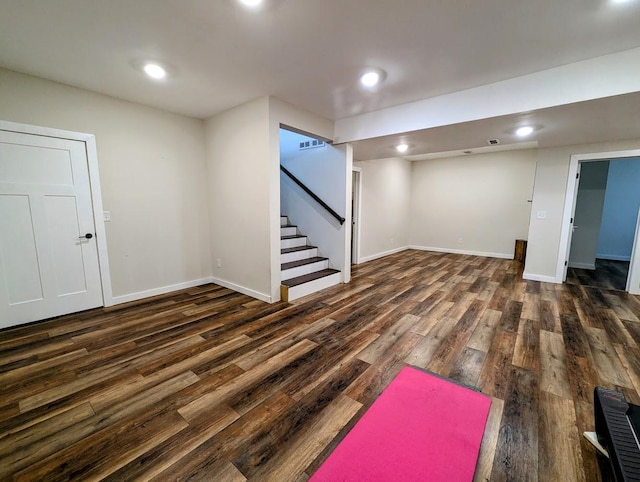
[536,210,547,219]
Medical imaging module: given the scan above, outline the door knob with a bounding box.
[79,233,93,239]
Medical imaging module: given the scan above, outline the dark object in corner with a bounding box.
[594,387,640,481]
[514,239,527,263]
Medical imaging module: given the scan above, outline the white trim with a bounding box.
[522,272,559,283]
[211,277,272,303]
[0,119,114,307]
[556,148,640,284]
[359,246,410,263]
[112,277,215,305]
[409,245,513,259]
[596,254,631,262]
[568,262,595,270]
[285,271,342,301]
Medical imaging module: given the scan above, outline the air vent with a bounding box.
[487,139,500,145]
[299,139,326,150]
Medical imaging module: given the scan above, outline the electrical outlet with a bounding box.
[217,259,222,268]
[103,211,111,222]
[457,237,463,244]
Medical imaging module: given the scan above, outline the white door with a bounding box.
[626,207,640,295]
[563,163,582,281]
[0,131,103,328]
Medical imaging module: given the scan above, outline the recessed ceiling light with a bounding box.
[143,63,167,80]
[396,143,409,153]
[516,126,534,137]
[611,0,633,4]
[239,0,263,7]
[360,69,386,88]
[361,71,380,88]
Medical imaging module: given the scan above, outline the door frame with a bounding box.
[556,148,640,291]
[351,167,362,265]
[0,119,113,307]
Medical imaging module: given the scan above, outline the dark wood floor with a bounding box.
[568,259,630,291]
[1,250,640,481]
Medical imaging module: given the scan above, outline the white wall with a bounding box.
[568,161,609,269]
[205,97,272,301]
[269,98,341,293]
[204,97,336,302]
[0,68,212,301]
[409,150,536,258]
[281,142,348,272]
[524,139,640,282]
[353,157,411,262]
[597,158,640,261]
[335,47,640,144]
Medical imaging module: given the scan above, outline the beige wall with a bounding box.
[410,150,537,257]
[525,138,640,281]
[269,98,338,295]
[0,68,212,300]
[354,157,411,261]
[205,97,272,300]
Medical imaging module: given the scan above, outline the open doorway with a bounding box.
[559,150,640,294]
[351,168,361,265]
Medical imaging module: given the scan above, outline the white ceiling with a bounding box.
[2,0,640,158]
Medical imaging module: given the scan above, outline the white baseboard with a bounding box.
[112,277,215,305]
[522,272,559,283]
[596,254,631,261]
[568,261,596,270]
[210,277,272,303]
[358,246,410,263]
[408,245,513,259]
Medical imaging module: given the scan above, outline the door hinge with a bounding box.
[576,172,580,179]
[570,217,574,223]
[565,260,568,267]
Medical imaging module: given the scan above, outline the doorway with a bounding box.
[351,168,362,265]
[0,121,112,328]
[558,149,640,294]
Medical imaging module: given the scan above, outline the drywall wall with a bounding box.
[568,161,609,269]
[0,68,212,301]
[524,139,640,282]
[334,47,640,143]
[409,150,536,258]
[353,157,411,262]
[597,158,640,260]
[205,97,272,301]
[269,98,342,294]
[281,140,348,273]
[205,97,335,303]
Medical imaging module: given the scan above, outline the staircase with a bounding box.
[280,215,341,302]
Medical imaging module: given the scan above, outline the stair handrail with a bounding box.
[280,165,345,225]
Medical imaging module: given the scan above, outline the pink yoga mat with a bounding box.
[311,366,491,481]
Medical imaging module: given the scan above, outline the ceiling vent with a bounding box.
[487,138,500,145]
[299,139,326,150]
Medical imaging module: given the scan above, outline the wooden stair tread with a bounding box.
[281,235,306,240]
[281,257,328,270]
[281,245,317,254]
[281,268,340,287]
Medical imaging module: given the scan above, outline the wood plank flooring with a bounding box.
[567,259,630,291]
[1,250,640,481]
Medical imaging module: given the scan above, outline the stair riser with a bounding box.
[281,248,318,264]
[280,226,297,237]
[280,216,288,227]
[281,260,329,281]
[283,272,342,301]
[281,237,307,249]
